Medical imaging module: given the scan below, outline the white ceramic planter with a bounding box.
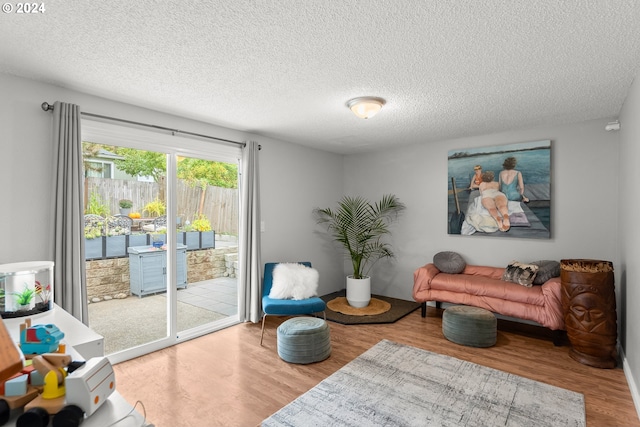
[346,275,371,308]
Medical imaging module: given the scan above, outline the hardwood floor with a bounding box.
[113,307,639,427]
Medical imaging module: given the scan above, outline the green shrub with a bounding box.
[84,219,104,239]
[191,215,212,232]
[85,192,109,217]
[119,199,133,208]
[143,198,166,217]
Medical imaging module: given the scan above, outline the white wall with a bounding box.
[0,72,345,295]
[343,119,620,303]
[619,75,640,410]
[343,111,640,411]
[258,135,345,295]
[2,72,636,385]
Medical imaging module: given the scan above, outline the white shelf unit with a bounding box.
[2,305,146,426]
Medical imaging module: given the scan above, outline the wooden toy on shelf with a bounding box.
[19,319,64,355]
[1,313,121,427]
[16,355,116,426]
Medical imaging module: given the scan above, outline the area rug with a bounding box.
[262,340,585,427]
[320,290,420,324]
[326,297,391,316]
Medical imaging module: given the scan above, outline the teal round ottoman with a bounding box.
[442,305,497,347]
[277,317,331,364]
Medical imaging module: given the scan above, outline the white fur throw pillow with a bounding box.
[269,263,319,300]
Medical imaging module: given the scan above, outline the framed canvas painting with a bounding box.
[448,140,551,239]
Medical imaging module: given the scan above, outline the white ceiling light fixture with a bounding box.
[347,97,386,119]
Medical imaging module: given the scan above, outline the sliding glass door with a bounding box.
[83,143,171,358]
[82,121,241,362]
[174,154,239,340]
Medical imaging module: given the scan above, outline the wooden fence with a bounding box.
[85,178,239,235]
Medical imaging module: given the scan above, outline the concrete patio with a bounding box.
[88,277,238,355]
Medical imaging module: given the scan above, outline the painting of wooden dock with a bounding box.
[447,140,551,239]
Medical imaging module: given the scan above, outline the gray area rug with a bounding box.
[262,340,585,427]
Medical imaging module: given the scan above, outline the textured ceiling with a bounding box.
[1,1,639,154]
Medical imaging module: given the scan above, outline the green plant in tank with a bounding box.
[15,284,35,306]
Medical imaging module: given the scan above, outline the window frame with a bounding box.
[82,118,242,363]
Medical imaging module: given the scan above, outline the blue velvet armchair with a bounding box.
[261,262,326,345]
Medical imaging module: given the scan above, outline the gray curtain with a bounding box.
[238,141,262,323]
[51,102,88,323]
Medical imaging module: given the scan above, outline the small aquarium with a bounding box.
[0,261,54,319]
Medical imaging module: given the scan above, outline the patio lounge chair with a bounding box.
[142,215,167,232]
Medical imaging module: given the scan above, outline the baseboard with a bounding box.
[621,346,640,420]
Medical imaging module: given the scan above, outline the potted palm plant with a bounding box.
[313,194,405,308]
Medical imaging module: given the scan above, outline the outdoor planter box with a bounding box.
[178,231,215,250]
[128,234,149,247]
[85,231,215,260]
[85,238,103,260]
[183,231,200,250]
[176,231,185,245]
[200,231,215,249]
[106,235,127,258]
[85,234,151,260]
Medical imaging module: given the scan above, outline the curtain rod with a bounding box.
[41,101,247,148]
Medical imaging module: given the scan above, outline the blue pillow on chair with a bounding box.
[261,262,326,345]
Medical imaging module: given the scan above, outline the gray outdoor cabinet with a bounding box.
[128,244,187,297]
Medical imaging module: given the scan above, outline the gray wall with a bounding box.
[341,105,636,409]
[2,70,638,410]
[619,76,640,405]
[343,119,620,300]
[258,134,344,296]
[0,72,345,296]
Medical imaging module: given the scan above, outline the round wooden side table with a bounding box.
[560,259,617,368]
